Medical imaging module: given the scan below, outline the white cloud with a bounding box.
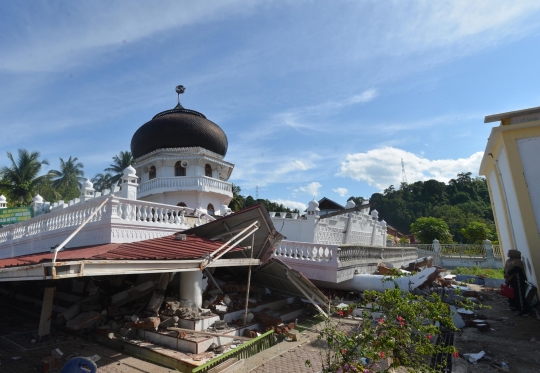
[296,182,322,197]
[0,1,263,72]
[346,89,378,105]
[271,199,307,212]
[337,147,484,190]
[332,187,348,197]
[275,160,314,175]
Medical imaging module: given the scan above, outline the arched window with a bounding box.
[205,164,212,177]
[207,203,215,216]
[149,166,156,179]
[175,161,186,176]
[177,202,187,207]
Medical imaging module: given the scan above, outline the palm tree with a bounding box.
[228,183,245,212]
[92,173,115,192]
[0,149,51,205]
[50,156,85,191]
[105,151,134,185]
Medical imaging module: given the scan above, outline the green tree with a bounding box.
[461,221,492,243]
[91,173,115,192]
[410,217,452,244]
[347,196,366,206]
[228,183,245,212]
[0,149,51,206]
[50,156,85,200]
[104,151,134,186]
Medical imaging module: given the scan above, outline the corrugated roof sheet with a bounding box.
[185,203,282,263]
[0,234,243,269]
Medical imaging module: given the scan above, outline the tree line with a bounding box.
[1,151,493,244]
[0,149,134,207]
[348,172,497,244]
[229,185,300,215]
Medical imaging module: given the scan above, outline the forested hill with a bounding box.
[351,172,495,243]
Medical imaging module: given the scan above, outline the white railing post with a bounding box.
[432,239,440,253]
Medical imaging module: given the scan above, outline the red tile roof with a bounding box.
[0,234,243,269]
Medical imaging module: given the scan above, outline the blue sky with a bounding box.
[1,1,540,211]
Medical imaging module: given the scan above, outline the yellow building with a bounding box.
[480,106,540,287]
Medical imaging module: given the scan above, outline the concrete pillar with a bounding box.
[484,239,495,267]
[433,239,440,252]
[38,287,55,338]
[179,271,204,309]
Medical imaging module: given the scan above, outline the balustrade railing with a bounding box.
[439,244,486,258]
[274,241,418,265]
[138,176,232,195]
[338,246,418,263]
[492,244,503,258]
[273,241,338,263]
[0,196,214,248]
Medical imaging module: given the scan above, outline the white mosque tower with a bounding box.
[131,85,234,216]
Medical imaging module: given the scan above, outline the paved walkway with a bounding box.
[240,320,358,373]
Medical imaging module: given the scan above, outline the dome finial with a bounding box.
[175,85,185,108]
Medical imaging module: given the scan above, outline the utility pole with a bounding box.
[401,159,408,184]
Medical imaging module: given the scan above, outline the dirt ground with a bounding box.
[0,299,173,373]
[454,284,540,373]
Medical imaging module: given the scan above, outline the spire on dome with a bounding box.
[175,85,185,109]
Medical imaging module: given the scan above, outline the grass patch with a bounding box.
[451,266,504,279]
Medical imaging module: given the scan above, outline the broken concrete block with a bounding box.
[159,316,179,329]
[147,292,165,313]
[66,311,103,331]
[146,273,171,313]
[449,306,466,329]
[59,294,100,322]
[133,317,160,331]
[111,281,156,307]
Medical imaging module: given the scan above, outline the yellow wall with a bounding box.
[481,120,540,286]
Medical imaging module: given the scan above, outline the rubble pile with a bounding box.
[27,270,312,365]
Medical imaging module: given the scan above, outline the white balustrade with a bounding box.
[0,196,216,259]
[273,241,339,263]
[137,176,232,195]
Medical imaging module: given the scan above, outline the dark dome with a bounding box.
[131,106,228,159]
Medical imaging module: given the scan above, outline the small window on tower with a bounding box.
[149,166,156,179]
[207,203,215,216]
[175,161,186,176]
[205,164,212,177]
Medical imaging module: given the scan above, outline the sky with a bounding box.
[1,1,540,212]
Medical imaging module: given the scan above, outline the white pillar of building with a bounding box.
[380,220,387,247]
[80,179,95,202]
[119,165,139,200]
[305,199,320,243]
[179,270,204,309]
[370,209,379,246]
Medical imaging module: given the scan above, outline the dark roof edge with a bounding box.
[484,105,540,123]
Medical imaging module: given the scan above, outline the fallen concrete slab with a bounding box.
[313,267,439,293]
